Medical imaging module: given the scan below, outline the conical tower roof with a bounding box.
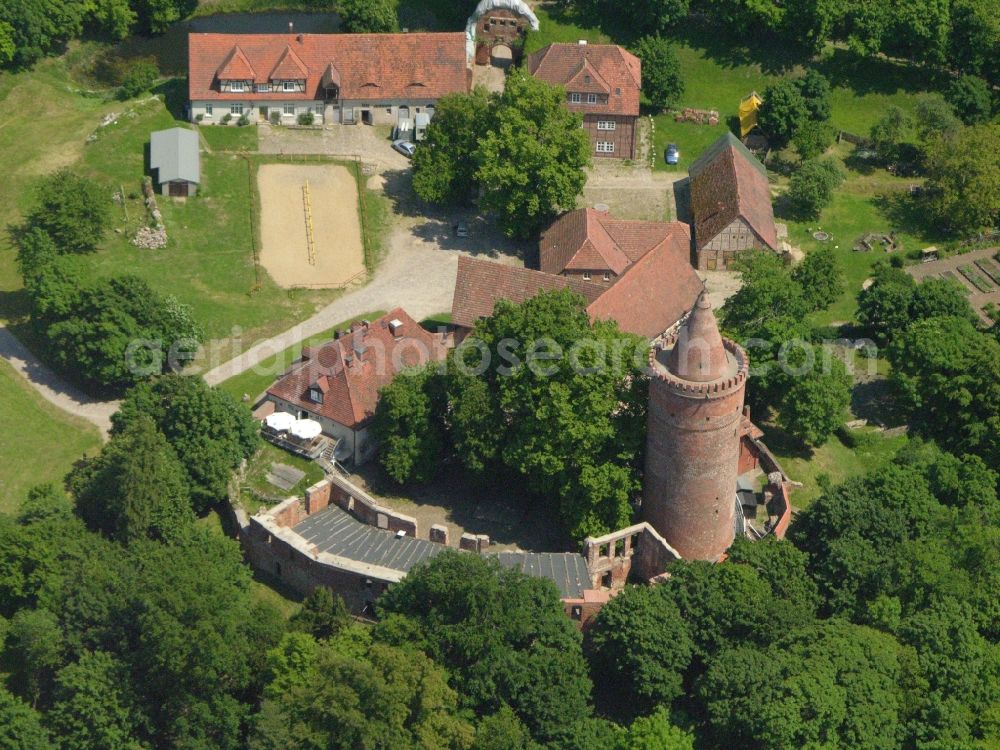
[669,293,729,382]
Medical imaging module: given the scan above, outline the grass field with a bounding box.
[0,360,102,513]
[766,425,908,508]
[199,123,259,152]
[217,310,386,402]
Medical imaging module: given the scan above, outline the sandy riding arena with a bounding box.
[257,164,366,288]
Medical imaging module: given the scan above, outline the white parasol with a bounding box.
[290,418,323,440]
[265,412,296,431]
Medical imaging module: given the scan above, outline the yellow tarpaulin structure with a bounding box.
[739,91,762,138]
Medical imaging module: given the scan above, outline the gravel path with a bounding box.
[0,327,118,437]
[202,224,481,385]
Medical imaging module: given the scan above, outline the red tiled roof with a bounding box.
[453,232,704,340]
[266,309,447,429]
[540,208,690,276]
[269,45,309,80]
[451,257,605,329]
[587,224,704,339]
[216,45,257,80]
[689,133,778,251]
[527,43,640,117]
[189,32,469,102]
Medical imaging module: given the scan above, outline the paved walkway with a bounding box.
[0,326,119,437]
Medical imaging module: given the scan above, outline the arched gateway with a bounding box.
[465,0,539,65]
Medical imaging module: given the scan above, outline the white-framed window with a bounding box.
[603,272,611,281]
[596,141,615,153]
[597,120,616,130]
[587,93,598,104]
[582,272,591,280]
[569,92,581,103]
[230,81,245,92]
[231,103,243,115]
[282,80,296,92]
[204,104,213,117]
[256,83,269,93]
[283,104,295,116]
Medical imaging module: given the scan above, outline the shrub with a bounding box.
[118,60,158,100]
[297,111,315,126]
[269,110,281,125]
[222,113,232,124]
[237,114,250,127]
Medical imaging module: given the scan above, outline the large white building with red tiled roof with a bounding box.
[187,32,469,126]
[264,309,448,465]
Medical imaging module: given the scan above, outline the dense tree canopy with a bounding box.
[112,375,260,511]
[923,123,1000,233]
[412,88,492,205]
[785,157,843,219]
[477,69,591,239]
[376,552,593,742]
[414,71,589,239]
[67,414,194,543]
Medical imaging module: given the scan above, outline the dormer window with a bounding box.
[282,80,296,92]
[231,81,246,92]
[309,386,324,404]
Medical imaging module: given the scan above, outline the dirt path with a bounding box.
[0,327,118,437]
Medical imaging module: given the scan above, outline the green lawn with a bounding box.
[0,360,102,513]
[198,123,259,152]
[240,442,326,513]
[766,425,908,508]
[525,7,611,54]
[217,310,386,402]
[777,142,938,326]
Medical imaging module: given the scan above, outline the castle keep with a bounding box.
[643,295,749,561]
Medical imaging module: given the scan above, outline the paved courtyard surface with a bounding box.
[581,161,685,222]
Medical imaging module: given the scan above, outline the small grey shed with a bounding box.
[150,127,200,197]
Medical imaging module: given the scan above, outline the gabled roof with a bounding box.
[453,234,704,341]
[451,257,605,329]
[586,224,703,340]
[527,43,640,116]
[689,132,778,251]
[189,32,469,102]
[540,208,690,276]
[269,45,309,80]
[266,309,447,429]
[216,45,257,80]
[149,127,200,184]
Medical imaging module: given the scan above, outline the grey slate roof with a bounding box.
[295,504,444,572]
[490,551,590,599]
[150,127,200,184]
[293,504,591,598]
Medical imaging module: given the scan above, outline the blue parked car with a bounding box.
[665,143,680,165]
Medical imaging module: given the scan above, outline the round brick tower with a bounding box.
[643,294,749,561]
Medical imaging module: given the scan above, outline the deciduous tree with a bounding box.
[26,170,109,254]
[758,79,809,147]
[633,36,684,111]
[946,74,993,124]
[923,124,1000,232]
[112,375,259,512]
[373,365,447,484]
[477,69,590,239]
[785,157,843,219]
